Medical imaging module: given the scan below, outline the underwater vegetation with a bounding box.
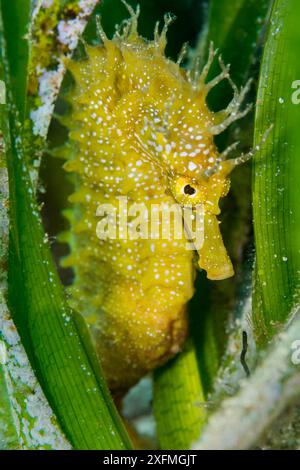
[0,0,300,450]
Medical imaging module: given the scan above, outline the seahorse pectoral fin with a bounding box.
[197,213,234,280]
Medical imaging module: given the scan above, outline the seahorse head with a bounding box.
[101,4,253,281]
[131,67,247,281]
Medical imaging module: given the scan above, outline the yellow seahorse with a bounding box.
[59,4,253,394]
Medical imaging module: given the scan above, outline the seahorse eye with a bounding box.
[183,184,196,196]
